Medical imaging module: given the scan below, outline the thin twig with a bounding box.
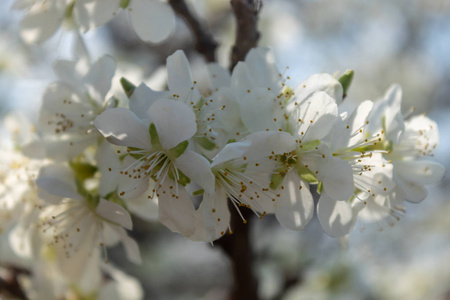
[168,0,218,62]
[229,0,262,71]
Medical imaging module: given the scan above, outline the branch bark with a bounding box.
[168,0,218,62]
[215,209,258,300]
[229,0,262,71]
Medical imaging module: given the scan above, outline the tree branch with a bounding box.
[215,209,258,300]
[229,0,262,71]
[168,0,218,62]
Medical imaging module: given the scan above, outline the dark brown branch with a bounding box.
[229,0,262,71]
[168,0,218,62]
[0,266,29,300]
[215,209,258,300]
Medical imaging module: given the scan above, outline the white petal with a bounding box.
[74,0,120,32]
[394,160,445,185]
[275,174,314,231]
[321,156,354,200]
[175,150,215,194]
[243,131,297,159]
[239,88,285,133]
[293,91,338,141]
[211,140,252,167]
[112,226,142,264]
[130,0,175,43]
[317,194,354,237]
[292,73,343,104]
[126,184,159,222]
[96,198,133,230]
[97,141,121,197]
[36,164,82,201]
[94,107,151,149]
[244,47,281,91]
[341,100,373,148]
[395,175,427,203]
[147,99,196,150]
[166,50,200,103]
[117,156,150,199]
[207,63,231,91]
[158,179,196,237]
[230,62,254,100]
[195,189,230,242]
[129,83,167,120]
[20,1,65,43]
[83,55,116,104]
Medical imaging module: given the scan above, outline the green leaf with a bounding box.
[149,123,161,149]
[168,140,189,159]
[338,70,354,99]
[296,164,318,184]
[120,77,136,98]
[195,136,216,151]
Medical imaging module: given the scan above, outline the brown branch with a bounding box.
[168,0,218,62]
[0,266,29,300]
[229,0,262,71]
[215,209,258,300]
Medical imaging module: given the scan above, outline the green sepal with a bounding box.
[104,191,128,209]
[296,164,318,184]
[74,178,99,208]
[195,136,216,151]
[299,139,321,152]
[192,189,205,196]
[69,161,98,182]
[270,172,286,190]
[127,147,146,160]
[317,181,323,194]
[120,0,131,9]
[64,1,75,20]
[168,140,189,159]
[168,169,191,186]
[149,123,162,149]
[120,77,136,98]
[338,70,354,99]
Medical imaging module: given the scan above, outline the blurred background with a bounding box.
[1,0,449,299]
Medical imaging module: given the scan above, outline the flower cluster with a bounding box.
[13,0,175,44]
[0,46,445,298]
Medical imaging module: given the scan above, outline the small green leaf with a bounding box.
[195,136,216,151]
[168,140,189,159]
[120,77,136,98]
[149,123,161,149]
[192,189,205,196]
[317,181,323,194]
[296,164,318,184]
[338,70,354,99]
